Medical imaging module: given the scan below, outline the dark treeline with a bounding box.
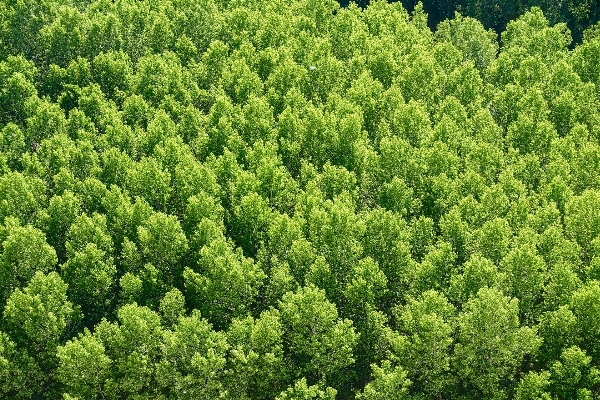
[338,0,600,43]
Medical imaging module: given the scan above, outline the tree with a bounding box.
[3,271,80,396]
[44,191,81,265]
[0,171,46,225]
[499,242,548,323]
[514,370,552,400]
[361,209,414,307]
[356,360,411,400]
[565,190,600,258]
[134,52,192,106]
[305,194,365,298]
[345,70,384,138]
[0,55,38,126]
[137,212,188,282]
[170,0,220,54]
[343,257,387,322]
[92,50,133,101]
[56,331,113,400]
[435,12,498,70]
[0,221,57,304]
[3,271,78,352]
[548,346,600,399]
[183,192,225,257]
[392,290,456,397]
[169,147,220,218]
[454,287,541,398]
[158,309,229,399]
[229,192,272,258]
[91,303,165,398]
[278,285,358,386]
[99,147,134,188]
[409,216,435,261]
[184,237,265,329]
[0,123,26,171]
[439,207,471,264]
[276,378,337,400]
[159,288,186,328]
[137,108,178,156]
[501,7,571,66]
[0,328,45,399]
[65,213,113,257]
[226,310,289,398]
[26,99,68,150]
[61,242,116,326]
[506,91,557,158]
[126,157,172,211]
[409,241,457,296]
[469,217,512,265]
[568,281,600,360]
[572,32,600,94]
[538,305,578,366]
[75,177,110,216]
[39,6,88,68]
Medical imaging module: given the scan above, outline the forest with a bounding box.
[1,0,600,398]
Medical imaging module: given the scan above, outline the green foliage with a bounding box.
[454,287,541,397]
[1,0,600,398]
[392,290,456,396]
[56,332,112,400]
[435,13,498,71]
[356,360,411,400]
[276,378,337,400]
[226,310,288,398]
[158,309,229,398]
[514,370,552,400]
[184,237,265,329]
[3,271,78,354]
[0,171,46,224]
[0,221,57,303]
[549,346,600,399]
[61,242,116,324]
[278,285,358,385]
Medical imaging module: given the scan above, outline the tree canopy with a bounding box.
[1,0,600,398]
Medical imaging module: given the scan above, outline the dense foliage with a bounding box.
[1,0,600,398]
